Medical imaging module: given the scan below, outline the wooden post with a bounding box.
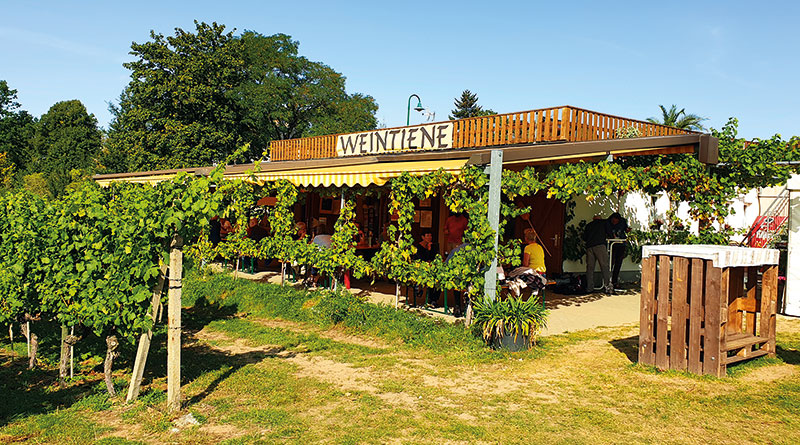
[126,263,168,403]
[655,256,671,370]
[670,257,689,371]
[69,326,74,379]
[638,256,656,366]
[167,235,184,412]
[26,321,30,357]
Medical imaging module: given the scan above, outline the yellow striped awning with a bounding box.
[225,159,468,187]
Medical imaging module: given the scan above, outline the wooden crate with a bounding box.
[638,245,780,377]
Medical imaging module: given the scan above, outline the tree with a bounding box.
[33,100,101,196]
[0,80,36,174]
[646,104,707,131]
[449,90,496,120]
[104,25,378,171]
[103,21,247,172]
[236,32,377,159]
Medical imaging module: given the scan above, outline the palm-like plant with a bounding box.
[647,104,707,131]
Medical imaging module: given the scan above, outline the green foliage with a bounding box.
[239,32,377,157]
[104,24,378,171]
[646,104,707,131]
[472,295,548,345]
[21,172,51,199]
[104,21,247,172]
[0,80,37,175]
[448,90,496,120]
[32,100,102,197]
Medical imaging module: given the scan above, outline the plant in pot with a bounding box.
[472,294,548,351]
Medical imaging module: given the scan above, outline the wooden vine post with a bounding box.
[167,234,184,412]
[126,263,168,403]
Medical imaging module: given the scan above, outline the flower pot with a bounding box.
[491,329,531,352]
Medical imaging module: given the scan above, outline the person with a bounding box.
[310,224,333,288]
[444,212,468,254]
[209,216,222,247]
[294,221,308,240]
[522,228,546,275]
[606,212,630,289]
[412,230,440,306]
[582,214,612,294]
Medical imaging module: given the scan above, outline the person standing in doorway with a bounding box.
[607,212,630,289]
[444,212,468,254]
[583,215,612,294]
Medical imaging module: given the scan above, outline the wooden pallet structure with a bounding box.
[638,245,780,377]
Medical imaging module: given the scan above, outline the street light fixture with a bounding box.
[407,94,424,125]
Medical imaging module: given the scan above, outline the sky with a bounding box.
[2,1,798,140]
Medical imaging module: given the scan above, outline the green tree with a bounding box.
[0,80,37,174]
[449,90,496,120]
[646,104,707,131]
[33,100,102,197]
[237,32,377,159]
[103,21,247,172]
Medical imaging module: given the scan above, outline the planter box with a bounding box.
[492,330,531,352]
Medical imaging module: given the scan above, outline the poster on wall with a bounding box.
[420,210,433,228]
[419,198,431,208]
[414,210,421,223]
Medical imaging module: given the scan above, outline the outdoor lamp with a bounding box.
[407,94,424,125]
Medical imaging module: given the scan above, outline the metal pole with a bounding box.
[483,150,503,301]
[407,94,421,126]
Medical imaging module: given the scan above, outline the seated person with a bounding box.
[522,228,546,276]
[412,230,440,305]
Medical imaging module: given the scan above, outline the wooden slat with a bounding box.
[761,265,778,355]
[746,267,758,335]
[725,349,768,365]
[727,267,745,334]
[703,266,723,376]
[639,256,657,366]
[687,258,704,374]
[723,333,769,352]
[655,255,671,370]
[670,257,689,370]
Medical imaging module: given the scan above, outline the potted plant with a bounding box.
[472,294,548,351]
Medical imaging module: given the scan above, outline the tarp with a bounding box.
[226,159,468,187]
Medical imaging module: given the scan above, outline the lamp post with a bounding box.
[407,94,424,125]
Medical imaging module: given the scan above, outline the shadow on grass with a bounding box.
[609,335,639,364]
[183,344,295,406]
[0,352,102,427]
[777,345,800,365]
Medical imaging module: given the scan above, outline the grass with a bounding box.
[1,268,800,444]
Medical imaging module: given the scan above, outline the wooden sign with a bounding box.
[336,123,454,157]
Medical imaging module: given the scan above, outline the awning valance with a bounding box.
[225,159,468,187]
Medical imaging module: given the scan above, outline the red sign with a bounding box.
[749,216,788,248]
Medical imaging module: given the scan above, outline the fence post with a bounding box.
[483,150,503,302]
[167,234,184,412]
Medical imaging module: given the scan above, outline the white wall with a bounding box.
[561,187,773,275]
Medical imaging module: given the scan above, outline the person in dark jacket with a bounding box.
[606,212,630,288]
[583,215,612,294]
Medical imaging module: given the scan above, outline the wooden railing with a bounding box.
[269,106,698,161]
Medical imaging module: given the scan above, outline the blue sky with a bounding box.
[2,1,798,140]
